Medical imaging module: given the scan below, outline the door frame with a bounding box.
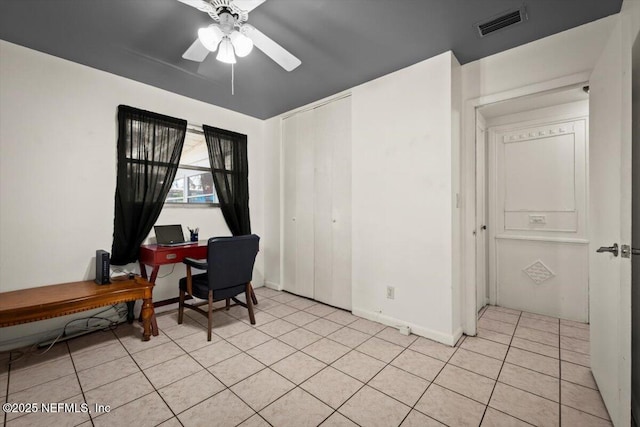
[461,71,591,335]
[475,113,488,313]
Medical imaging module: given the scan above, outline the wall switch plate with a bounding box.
[386,286,395,299]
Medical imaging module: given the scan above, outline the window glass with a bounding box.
[165,129,218,206]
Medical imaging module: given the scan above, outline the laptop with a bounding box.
[154,225,195,247]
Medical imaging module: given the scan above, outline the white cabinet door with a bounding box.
[589,19,631,427]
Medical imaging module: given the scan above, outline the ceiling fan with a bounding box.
[177,0,301,71]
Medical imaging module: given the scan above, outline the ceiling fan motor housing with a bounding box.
[208,0,248,24]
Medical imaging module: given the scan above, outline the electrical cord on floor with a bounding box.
[156,264,175,279]
[7,304,128,365]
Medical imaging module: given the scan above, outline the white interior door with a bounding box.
[589,19,632,427]
[475,120,487,313]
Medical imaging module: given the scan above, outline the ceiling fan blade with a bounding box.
[233,0,266,12]
[243,25,301,71]
[197,54,218,78]
[183,38,210,62]
[176,0,215,13]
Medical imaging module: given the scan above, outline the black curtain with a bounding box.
[203,125,251,236]
[111,105,187,265]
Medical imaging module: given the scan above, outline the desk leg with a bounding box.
[141,298,154,341]
[139,261,148,279]
[126,301,135,324]
[149,267,160,284]
[138,265,159,324]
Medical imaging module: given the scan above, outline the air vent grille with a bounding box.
[477,8,526,37]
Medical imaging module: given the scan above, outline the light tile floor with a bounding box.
[0,288,611,427]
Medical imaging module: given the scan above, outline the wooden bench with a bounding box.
[0,277,159,341]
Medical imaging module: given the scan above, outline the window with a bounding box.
[165,128,218,206]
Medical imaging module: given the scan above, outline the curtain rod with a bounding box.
[186,124,204,135]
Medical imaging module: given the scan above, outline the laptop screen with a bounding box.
[154,225,185,244]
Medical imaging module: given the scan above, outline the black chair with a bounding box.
[178,234,260,341]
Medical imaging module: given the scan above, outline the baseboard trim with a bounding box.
[352,307,461,346]
[264,281,283,291]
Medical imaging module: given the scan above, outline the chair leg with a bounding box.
[250,286,258,306]
[207,290,213,341]
[245,282,256,325]
[225,298,230,310]
[178,289,184,325]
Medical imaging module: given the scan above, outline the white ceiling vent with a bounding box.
[477,7,528,37]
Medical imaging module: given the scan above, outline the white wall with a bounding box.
[0,41,266,345]
[351,51,461,344]
[263,116,281,289]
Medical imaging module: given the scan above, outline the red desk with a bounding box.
[139,241,207,283]
[138,241,258,306]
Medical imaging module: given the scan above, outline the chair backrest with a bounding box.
[206,235,260,290]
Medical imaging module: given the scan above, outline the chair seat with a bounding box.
[179,273,246,301]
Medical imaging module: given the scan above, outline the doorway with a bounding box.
[475,86,590,322]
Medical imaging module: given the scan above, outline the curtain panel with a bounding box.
[202,125,251,236]
[111,105,187,265]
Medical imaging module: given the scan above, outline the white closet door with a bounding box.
[313,102,334,306]
[282,96,351,308]
[282,115,298,295]
[283,111,314,298]
[295,109,316,298]
[329,97,352,310]
[314,96,352,310]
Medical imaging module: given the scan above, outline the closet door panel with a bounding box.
[294,109,315,298]
[282,116,298,295]
[313,102,335,307]
[330,97,352,310]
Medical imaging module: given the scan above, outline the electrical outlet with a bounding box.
[386,286,395,299]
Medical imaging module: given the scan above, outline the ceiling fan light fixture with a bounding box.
[229,30,253,57]
[198,24,224,52]
[216,37,236,64]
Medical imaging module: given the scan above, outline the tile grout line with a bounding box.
[396,337,462,426]
[559,316,562,427]
[66,341,94,427]
[3,351,11,427]
[112,326,185,426]
[477,308,524,426]
[2,295,598,427]
[169,298,286,426]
